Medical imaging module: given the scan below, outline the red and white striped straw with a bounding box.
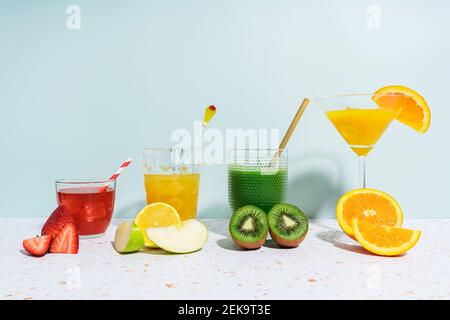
[99,158,132,192]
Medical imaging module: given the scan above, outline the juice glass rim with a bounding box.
[227,149,288,167]
[227,148,288,157]
[313,92,404,102]
[55,178,116,185]
[227,148,287,152]
[143,147,202,152]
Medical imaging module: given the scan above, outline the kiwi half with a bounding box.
[229,205,268,250]
[268,203,308,248]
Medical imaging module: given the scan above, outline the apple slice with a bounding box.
[146,219,208,254]
[114,221,145,253]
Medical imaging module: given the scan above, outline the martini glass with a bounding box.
[314,94,404,188]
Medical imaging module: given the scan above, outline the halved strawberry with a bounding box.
[42,205,74,239]
[50,223,79,254]
[23,235,52,257]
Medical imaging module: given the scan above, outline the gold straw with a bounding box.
[273,98,310,161]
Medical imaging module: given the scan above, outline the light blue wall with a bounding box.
[1,0,449,218]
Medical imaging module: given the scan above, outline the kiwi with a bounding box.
[229,205,268,250]
[268,203,308,248]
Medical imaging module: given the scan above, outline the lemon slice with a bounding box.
[135,202,181,248]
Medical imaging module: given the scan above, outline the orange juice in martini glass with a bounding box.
[314,93,404,188]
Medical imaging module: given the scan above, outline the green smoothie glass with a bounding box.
[228,149,288,214]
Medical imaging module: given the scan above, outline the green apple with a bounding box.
[146,219,208,254]
[114,221,145,253]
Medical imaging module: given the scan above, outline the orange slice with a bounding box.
[373,85,430,133]
[135,202,181,248]
[336,188,403,239]
[352,218,421,256]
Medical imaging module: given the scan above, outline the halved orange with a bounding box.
[336,188,403,239]
[373,85,430,133]
[352,218,421,256]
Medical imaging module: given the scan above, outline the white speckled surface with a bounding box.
[1,218,449,300]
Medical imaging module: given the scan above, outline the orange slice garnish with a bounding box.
[373,85,430,133]
[352,218,421,256]
[336,188,403,239]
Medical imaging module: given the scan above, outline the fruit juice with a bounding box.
[325,108,395,156]
[144,173,200,220]
[228,165,288,213]
[57,187,115,236]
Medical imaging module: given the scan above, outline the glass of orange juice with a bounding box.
[314,93,404,188]
[143,148,201,220]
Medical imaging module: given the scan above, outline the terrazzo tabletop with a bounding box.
[1,218,449,300]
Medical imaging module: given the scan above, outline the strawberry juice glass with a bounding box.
[55,179,116,238]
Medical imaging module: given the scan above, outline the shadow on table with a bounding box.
[203,218,229,238]
[263,239,291,249]
[109,241,176,256]
[316,230,375,256]
[216,238,286,252]
[216,238,243,251]
[19,249,35,257]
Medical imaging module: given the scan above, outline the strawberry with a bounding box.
[50,223,79,254]
[23,235,52,257]
[42,205,74,239]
